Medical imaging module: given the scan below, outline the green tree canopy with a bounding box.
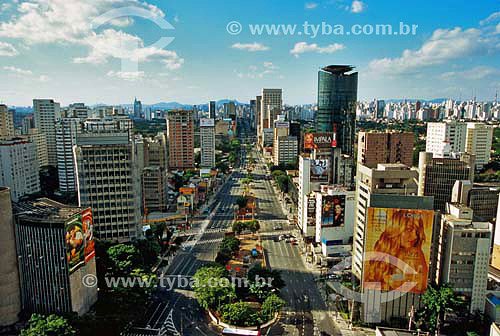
[261,294,286,320]
[220,235,240,253]
[248,265,285,290]
[21,314,76,336]
[235,196,249,209]
[193,266,236,310]
[107,244,140,275]
[220,302,262,327]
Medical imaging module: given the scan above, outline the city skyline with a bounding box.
[0,0,498,106]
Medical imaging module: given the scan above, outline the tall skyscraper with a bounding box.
[14,199,97,315]
[167,110,194,169]
[74,132,142,241]
[0,104,14,137]
[56,118,83,192]
[0,137,40,201]
[0,187,21,326]
[250,99,257,130]
[256,95,262,146]
[261,88,282,128]
[33,99,61,166]
[200,118,215,168]
[142,166,166,213]
[209,101,216,119]
[25,128,49,167]
[133,98,142,118]
[316,65,357,157]
[224,102,236,120]
[68,103,90,119]
[358,132,414,168]
[418,152,475,212]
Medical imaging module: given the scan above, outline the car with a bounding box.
[278,235,285,241]
[273,225,283,230]
[285,238,291,243]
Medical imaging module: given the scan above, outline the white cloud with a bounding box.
[263,62,278,69]
[480,11,500,26]
[173,15,180,23]
[3,66,32,75]
[290,42,345,57]
[0,41,18,56]
[235,64,278,79]
[351,1,364,13]
[440,66,500,81]
[369,27,500,74]
[305,2,318,9]
[39,75,50,82]
[0,0,183,71]
[107,70,145,81]
[0,3,12,12]
[231,42,270,52]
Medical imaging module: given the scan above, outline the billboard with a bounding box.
[307,195,316,226]
[200,118,215,127]
[274,121,289,129]
[180,187,195,195]
[82,208,95,263]
[321,195,345,227]
[200,168,211,178]
[363,208,434,294]
[310,159,329,182]
[304,132,337,149]
[66,214,85,274]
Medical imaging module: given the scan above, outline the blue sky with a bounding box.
[0,0,499,106]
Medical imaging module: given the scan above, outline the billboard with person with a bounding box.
[362,208,434,294]
[321,195,345,227]
[310,159,329,182]
[66,214,85,273]
[82,208,95,263]
[304,132,337,149]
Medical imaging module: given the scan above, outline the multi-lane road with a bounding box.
[124,133,341,336]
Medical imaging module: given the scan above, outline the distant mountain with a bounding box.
[148,102,193,110]
[216,99,243,106]
[384,98,448,104]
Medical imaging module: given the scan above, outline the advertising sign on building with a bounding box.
[200,118,215,127]
[304,132,337,149]
[310,159,329,182]
[321,195,345,227]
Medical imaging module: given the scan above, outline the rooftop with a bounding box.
[321,65,355,74]
[14,198,85,222]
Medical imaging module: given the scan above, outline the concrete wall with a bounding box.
[0,187,21,326]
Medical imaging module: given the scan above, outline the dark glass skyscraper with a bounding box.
[316,65,358,156]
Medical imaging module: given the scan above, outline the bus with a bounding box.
[222,327,261,336]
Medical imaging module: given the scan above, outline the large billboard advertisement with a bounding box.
[82,209,95,263]
[307,195,316,226]
[321,195,345,227]
[66,214,85,274]
[304,132,337,149]
[310,159,329,182]
[363,208,434,294]
[200,118,215,127]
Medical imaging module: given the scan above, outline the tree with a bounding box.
[193,266,236,310]
[236,196,248,209]
[21,314,76,336]
[271,170,285,180]
[133,239,161,269]
[247,220,260,234]
[261,294,285,320]
[247,265,285,290]
[416,283,465,334]
[220,302,262,327]
[232,221,245,234]
[107,244,140,276]
[220,236,240,253]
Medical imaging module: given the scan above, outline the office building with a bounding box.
[144,133,168,170]
[273,136,298,166]
[452,180,499,223]
[21,115,35,135]
[25,128,49,167]
[56,118,83,192]
[261,89,282,129]
[74,133,142,241]
[0,188,21,326]
[358,132,414,168]
[224,102,236,120]
[142,166,166,213]
[353,163,434,322]
[0,104,14,137]
[133,98,142,118]
[209,101,216,119]
[167,110,194,169]
[256,95,262,146]
[437,203,491,313]
[465,122,493,169]
[33,99,61,166]
[14,199,97,315]
[316,65,357,157]
[418,152,475,212]
[67,103,90,119]
[200,118,215,168]
[250,99,257,130]
[0,137,40,201]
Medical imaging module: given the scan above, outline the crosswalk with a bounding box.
[160,310,179,336]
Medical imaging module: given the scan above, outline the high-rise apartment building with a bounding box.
[452,180,499,223]
[14,199,97,315]
[0,187,21,326]
[142,166,166,213]
[316,65,357,157]
[418,152,475,212]
[33,99,61,166]
[133,98,142,118]
[74,133,142,241]
[167,110,194,170]
[21,115,35,135]
[358,132,414,168]
[261,89,282,129]
[25,128,48,167]
[144,133,168,169]
[0,137,40,201]
[0,104,14,137]
[426,121,467,157]
[273,136,298,166]
[200,118,215,168]
[67,103,90,119]
[437,203,491,313]
[209,101,216,119]
[56,118,83,192]
[465,122,493,169]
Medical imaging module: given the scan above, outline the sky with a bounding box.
[0,0,499,106]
